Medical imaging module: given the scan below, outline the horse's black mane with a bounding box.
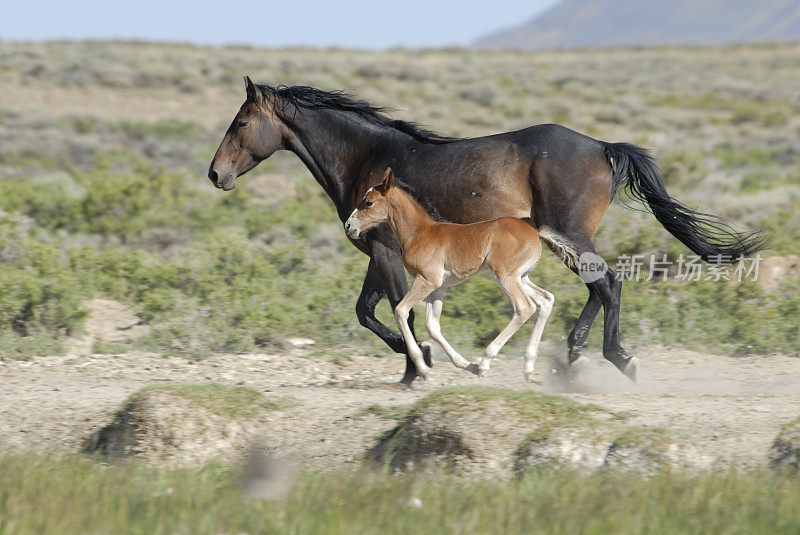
[395,180,444,222]
[257,84,460,145]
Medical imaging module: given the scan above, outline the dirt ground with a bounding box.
[1,299,798,470]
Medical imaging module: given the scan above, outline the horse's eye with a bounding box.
[237,121,248,128]
[365,200,374,208]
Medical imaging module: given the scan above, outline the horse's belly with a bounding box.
[441,263,487,287]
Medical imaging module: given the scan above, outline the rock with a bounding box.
[286,338,316,348]
[770,416,800,471]
[84,383,294,465]
[369,386,709,478]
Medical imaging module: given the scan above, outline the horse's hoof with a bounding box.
[567,345,586,365]
[466,363,481,376]
[421,341,434,368]
[569,355,590,373]
[623,357,639,382]
[477,367,489,378]
[399,374,417,388]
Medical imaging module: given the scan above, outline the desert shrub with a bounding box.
[2,42,800,360]
[0,224,87,357]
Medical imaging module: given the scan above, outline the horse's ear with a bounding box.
[380,167,395,191]
[244,76,261,104]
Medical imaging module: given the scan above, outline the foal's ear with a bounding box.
[244,76,262,104]
[378,167,395,192]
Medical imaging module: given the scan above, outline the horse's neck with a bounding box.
[387,189,434,251]
[284,108,408,215]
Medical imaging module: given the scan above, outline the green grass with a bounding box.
[405,386,604,425]
[2,455,800,534]
[130,383,296,418]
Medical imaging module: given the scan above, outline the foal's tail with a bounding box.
[603,142,768,261]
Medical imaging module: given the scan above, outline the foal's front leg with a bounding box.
[394,276,437,380]
[424,291,480,375]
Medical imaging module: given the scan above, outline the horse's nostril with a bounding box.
[208,169,219,184]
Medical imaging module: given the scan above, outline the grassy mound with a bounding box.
[370,386,708,477]
[84,383,295,464]
[771,415,800,471]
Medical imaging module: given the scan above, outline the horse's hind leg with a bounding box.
[570,246,637,380]
[424,290,478,374]
[542,235,636,379]
[568,283,602,364]
[521,277,554,382]
[597,268,638,380]
[479,275,536,376]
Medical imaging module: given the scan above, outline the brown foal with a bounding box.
[345,168,554,381]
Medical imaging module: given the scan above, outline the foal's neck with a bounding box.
[386,188,436,251]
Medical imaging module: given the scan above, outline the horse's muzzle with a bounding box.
[208,168,236,190]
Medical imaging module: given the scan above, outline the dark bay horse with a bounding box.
[208,77,765,386]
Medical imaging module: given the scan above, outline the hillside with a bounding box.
[475,0,800,49]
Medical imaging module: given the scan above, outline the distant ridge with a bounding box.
[474,0,800,49]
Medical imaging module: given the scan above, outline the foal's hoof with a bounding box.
[524,372,535,383]
[477,367,490,378]
[417,366,431,381]
[622,357,639,382]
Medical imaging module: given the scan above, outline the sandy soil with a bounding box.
[1,301,798,470]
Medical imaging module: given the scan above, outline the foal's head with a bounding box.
[208,77,285,191]
[344,168,397,239]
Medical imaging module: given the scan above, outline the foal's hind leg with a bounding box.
[424,290,479,374]
[478,275,536,376]
[521,277,555,382]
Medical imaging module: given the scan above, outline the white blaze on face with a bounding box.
[345,207,360,238]
[345,187,376,238]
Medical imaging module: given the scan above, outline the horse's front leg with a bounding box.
[355,258,407,354]
[368,237,433,386]
[394,276,437,380]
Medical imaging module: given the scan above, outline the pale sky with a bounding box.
[1,0,560,49]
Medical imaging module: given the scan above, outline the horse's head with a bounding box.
[345,168,396,239]
[208,76,284,191]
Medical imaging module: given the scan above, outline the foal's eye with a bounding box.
[365,200,374,208]
[237,121,249,128]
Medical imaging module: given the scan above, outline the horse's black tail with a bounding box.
[604,142,768,262]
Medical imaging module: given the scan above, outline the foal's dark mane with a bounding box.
[257,84,460,145]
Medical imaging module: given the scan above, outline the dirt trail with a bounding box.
[2,333,799,469]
